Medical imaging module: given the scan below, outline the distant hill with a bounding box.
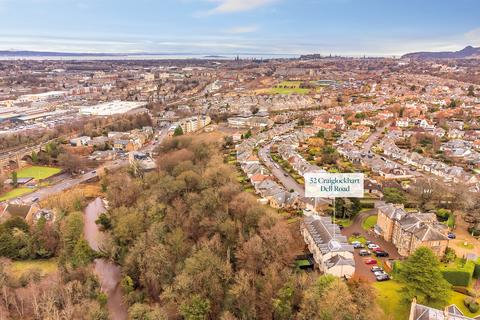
[0,50,121,57]
[402,46,480,59]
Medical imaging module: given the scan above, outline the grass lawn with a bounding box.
[349,235,367,244]
[457,242,475,250]
[0,187,34,201]
[10,259,58,278]
[374,280,480,319]
[17,166,61,180]
[374,281,410,320]
[362,215,378,230]
[295,259,311,267]
[336,218,353,227]
[450,291,480,318]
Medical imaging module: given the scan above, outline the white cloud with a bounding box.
[465,28,480,46]
[225,25,258,34]
[204,0,277,14]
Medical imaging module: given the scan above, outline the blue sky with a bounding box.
[0,0,479,56]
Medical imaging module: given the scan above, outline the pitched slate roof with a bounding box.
[412,303,479,320]
[378,203,448,242]
[303,216,354,255]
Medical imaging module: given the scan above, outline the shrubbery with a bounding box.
[464,297,480,313]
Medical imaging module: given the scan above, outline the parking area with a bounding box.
[342,209,401,282]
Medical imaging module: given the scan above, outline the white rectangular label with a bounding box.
[304,172,364,198]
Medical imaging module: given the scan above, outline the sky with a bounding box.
[0,0,479,56]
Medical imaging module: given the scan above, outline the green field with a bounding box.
[268,81,311,95]
[374,281,480,319]
[17,166,61,180]
[362,215,378,230]
[10,259,58,277]
[0,187,34,201]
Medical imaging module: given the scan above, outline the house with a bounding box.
[87,136,110,149]
[267,190,299,209]
[0,203,42,224]
[113,139,132,151]
[448,129,465,139]
[409,298,480,320]
[417,119,435,131]
[301,216,355,278]
[70,136,92,147]
[129,152,157,171]
[375,202,449,257]
[364,178,383,197]
[396,118,411,128]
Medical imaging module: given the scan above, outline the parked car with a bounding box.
[359,250,371,256]
[284,173,289,177]
[372,247,383,252]
[373,270,385,277]
[364,258,377,265]
[448,232,456,239]
[374,251,389,257]
[376,273,390,282]
[353,242,364,249]
[371,266,383,272]
[367,243,380,249]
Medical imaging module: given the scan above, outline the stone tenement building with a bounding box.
[375,202,449,257]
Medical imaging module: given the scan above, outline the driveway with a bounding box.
[343,208,401,282]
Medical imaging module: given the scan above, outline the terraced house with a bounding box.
[301,215,355,278]
[375,202,449,257]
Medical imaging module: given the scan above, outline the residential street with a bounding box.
[258,143,305,196]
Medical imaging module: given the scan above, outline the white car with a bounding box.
[368,243,380,249]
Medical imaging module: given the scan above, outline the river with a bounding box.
[84,198,128,320]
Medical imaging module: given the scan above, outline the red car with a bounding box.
[372,247,383,252]
[364,258,377,265]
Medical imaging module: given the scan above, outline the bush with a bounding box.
[436,209,450,222]
[474,260,480,279]
[464,297,480,313]
[469,227,480,237]
[442,247,456,264]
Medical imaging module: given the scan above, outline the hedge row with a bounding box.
[474,260,480,279]
[360,202,375,209]
[441,261,475,287]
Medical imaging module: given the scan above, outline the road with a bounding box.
[358,126,422,178]
[16,128,168,203]
[259,144,305,196]
[258,143,331,206]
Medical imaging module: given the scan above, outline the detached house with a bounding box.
[376,202,449,257]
